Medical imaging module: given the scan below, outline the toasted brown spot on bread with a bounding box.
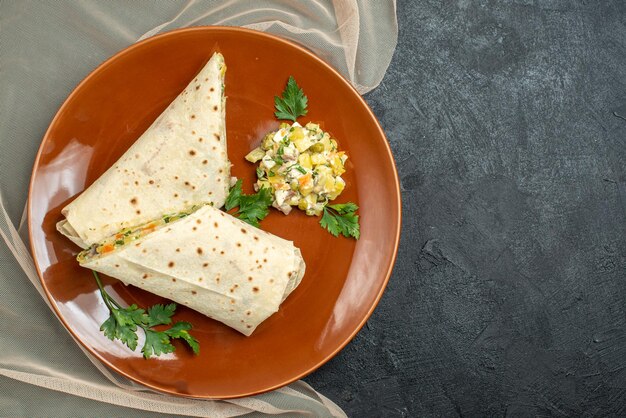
[241,228,247,234]
[168,261,175,267]
[195,85,200,90]
[213,105,218,111]
[174,193,179,198]
[197,247,203,255]
[253,236,259,241]
[134,180,139,185]
[192,226,197,231]
[191,130,196,135]
[142,274,148,279]
[148,179,154,185]
[214,133,220,141]
[248,276,253,282]
[218,168,223,173]
[176,248,180,252]
[203,262,209,267]
[202,159,208,165]
[196,219,201,224]
[246,311,251,316]
[288,272,293,277]
[172,278,176,282]
[220,250,225,255]
[189,150,196,156]
[210,87,215,92]
[136,210,141,215]
[246,325,252,329]
[191,290,197,295]
[253,287,259,293]
[114,264,119,268]
[130,198,137,205]
[214,222,219,228]
[236,242,241,247]
[198,137,203,143]
[269,278,275,283]
[191,114,196,119]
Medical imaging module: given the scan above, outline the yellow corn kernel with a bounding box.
[289,126,304,141]
[330,154,345,175]
[320,134,332,151]
[298,198,308,210]
[323,175,335,192]
[298,153,312,169]
[328,178,345,200]
[245,147,265,163]
[310,153,326,166]
[268,175,284,185]
[261,133,274,150]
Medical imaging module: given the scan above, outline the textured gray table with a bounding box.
[306,0,626,415]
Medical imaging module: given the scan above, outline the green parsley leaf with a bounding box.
[114,239,124,246]
[142,329,175,358]
[225,178,243,210]
[225,180,273,227]
[100,315,118,341]
[327,202,359,215]
[256,167,265,179]
[274,76,308,122]
[166,321,200,355]
[320,203,360,239]
[236,187,273,227]
[116,322,140,351]
[146,303,176,327]
[92,271,199,359]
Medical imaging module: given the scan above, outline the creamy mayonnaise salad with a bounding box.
[245,122,348,216]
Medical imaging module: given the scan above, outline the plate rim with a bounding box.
[27,25,402,399]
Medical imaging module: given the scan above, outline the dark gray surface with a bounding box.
[305,0,626,416]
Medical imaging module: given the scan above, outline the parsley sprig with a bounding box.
[320,203,360,239]
[274,76,308,122]
[93,271,199,359]
[225,179,273,227]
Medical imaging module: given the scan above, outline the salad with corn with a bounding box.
[245,122,348,216]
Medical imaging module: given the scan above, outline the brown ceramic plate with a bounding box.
[28,27,400,399]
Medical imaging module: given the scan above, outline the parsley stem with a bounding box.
[92,270,122,311]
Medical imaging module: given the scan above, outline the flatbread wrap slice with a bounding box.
[58,52,230,248]
[77,205,306,336]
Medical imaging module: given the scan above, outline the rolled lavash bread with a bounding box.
[79,205,305,336]
[58,52,230,248]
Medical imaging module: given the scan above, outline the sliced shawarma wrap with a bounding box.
[58,52,230,248]
[77,204,306,336]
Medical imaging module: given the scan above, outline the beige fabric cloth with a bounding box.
[0,0,397,416]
